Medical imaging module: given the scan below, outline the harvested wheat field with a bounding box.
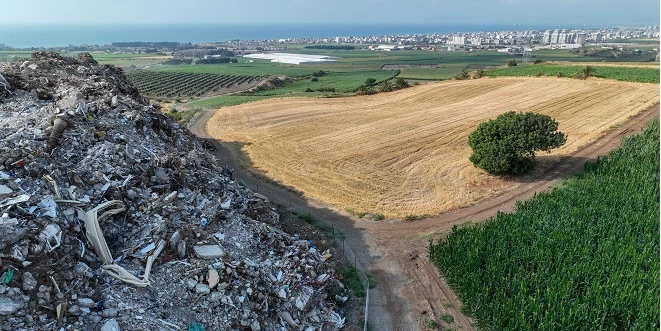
[207,77,659,218]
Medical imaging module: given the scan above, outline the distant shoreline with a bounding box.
[0,23,629,48]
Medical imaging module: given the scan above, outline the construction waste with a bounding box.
[0,52,347,330]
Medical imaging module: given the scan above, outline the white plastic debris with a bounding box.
[84,200,166,287]
[220,195,232,209]
[38,197,57,218]
[1,194,30,207]
[139,242,156,255]
[39,224,62,251]
[0,185,13,195]
[278,311,297,327]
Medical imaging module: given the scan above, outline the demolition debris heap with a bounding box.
[0,52,346,330]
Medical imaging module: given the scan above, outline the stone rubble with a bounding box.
[0,52,348,330]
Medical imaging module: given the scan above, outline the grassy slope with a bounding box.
[430,120,660,330]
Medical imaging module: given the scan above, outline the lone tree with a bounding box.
[468,112,567,174]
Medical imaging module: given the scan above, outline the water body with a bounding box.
[0,23,594,48]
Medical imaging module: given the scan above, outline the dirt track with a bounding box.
[190,102,659,331]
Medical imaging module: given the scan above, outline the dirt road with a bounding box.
[190,103,659,331]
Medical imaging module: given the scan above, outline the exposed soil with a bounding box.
[190,102,659,331]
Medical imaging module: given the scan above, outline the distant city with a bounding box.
[0,25,657,53]
[226,26,659,51]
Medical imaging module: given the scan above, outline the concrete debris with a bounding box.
[0,52,348,330]
[101,318,121,331]
[193,245,225,259]
[21,272,38,291]
[207,269,220,289]
[0,294,24,315]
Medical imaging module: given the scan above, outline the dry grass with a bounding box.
[207,77,659,218]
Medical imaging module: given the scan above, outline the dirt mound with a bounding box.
[0,53,347,330]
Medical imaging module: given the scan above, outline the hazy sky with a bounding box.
[6,0,660,26]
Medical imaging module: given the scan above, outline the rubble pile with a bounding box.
[0,52,347,330]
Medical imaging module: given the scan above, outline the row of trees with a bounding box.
[304,45,356,50]
[356,77,410,95]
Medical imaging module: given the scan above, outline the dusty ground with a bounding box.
[191,84,659,330]
[205,77,659,218]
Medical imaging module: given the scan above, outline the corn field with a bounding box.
[126,71,260,98]
[429,120,660,330]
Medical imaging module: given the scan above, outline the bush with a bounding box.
[507,59,518,67]
[453,70,470,80]
[355,84,373,95]
[468,112,566,174]
[379,80,394,92]
[394,77,410,89]
[575,65,596,80]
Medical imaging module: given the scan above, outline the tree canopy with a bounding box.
[468,112,567,174]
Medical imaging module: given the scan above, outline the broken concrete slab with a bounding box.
[193,245,225,259]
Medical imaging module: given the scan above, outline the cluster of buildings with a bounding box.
[229,26,658,51]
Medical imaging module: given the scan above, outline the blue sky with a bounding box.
[8,0,660,25]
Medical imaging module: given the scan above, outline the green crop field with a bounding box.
[430,120,660,330]
[185,70,397,109]
[254,70,396,95]
[398,65,468,80]
[187,95,273,109]
[486,64,660,83]
[126,71,260,98]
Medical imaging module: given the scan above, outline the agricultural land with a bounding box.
[430,119,660,330]
[206,77,659,218]
[5,39,658,330]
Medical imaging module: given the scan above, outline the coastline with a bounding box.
[0,23,596,48]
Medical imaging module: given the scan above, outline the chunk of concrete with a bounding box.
[193,245,224,259]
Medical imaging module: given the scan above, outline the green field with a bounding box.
[486,64,660,83]
[430,120,660,330]
[149,49,598,80]
[185,70,397,109]
[253,70,396,95]
[187,95,273,109]
[126,71,261,98]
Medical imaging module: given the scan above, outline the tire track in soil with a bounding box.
[190,103,659,331]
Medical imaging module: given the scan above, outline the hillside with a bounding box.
[0,53,348,330]
[207,77,659,218]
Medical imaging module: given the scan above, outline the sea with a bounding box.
[0,23,589,49]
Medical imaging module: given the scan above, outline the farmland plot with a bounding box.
[207,77,659,217]
[127,71,261,98]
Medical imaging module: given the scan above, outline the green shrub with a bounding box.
[468,112,566,174]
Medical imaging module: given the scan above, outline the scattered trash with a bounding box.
[39,223,62,251]
[188,323,205,331]
[2,268,14,284]
[0,52,348,331]
[0,73,11,94]
[0,185,13,195]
